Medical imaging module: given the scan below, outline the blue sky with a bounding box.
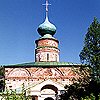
[0,0,100,65]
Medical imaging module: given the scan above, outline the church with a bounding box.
[4,0,83,100]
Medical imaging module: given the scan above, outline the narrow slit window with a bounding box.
[47,53,49,61]
[55,54,57,61]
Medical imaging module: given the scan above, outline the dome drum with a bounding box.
[35,38,59,48]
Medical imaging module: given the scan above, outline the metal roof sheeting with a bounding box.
[4,62,85,68]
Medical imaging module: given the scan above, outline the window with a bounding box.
[55,54,57,61]
[5,70,8,72]
[47,53,49,61]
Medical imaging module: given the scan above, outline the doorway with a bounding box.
[44,97,54,100]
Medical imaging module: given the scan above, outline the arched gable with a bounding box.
[30,79,64,92]
[32,68,64,78]
[7,68,31,77]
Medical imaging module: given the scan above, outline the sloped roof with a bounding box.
[4,62,85,68]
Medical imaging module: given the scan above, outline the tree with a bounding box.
[59,18,100,100]
[79,17,100,82]
[0,84,31,100]
[78,17,100,100]
[0,66,5,92]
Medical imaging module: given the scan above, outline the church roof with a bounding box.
[4,62,85,68]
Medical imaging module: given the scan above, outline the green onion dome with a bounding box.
[37,17,56,36]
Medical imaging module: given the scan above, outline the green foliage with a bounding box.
[60,18,100,100]
[81,93,95,100]
[0,67,4,76]
[79,17,100,82]
[0,84,31,100]
[60,80,100,100]
[81,93,100,100]
[0,66,5,92]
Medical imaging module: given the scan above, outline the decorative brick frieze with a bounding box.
[36,39,58,48]
[5,67,78,90]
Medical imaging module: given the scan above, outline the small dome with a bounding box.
[37,18,56,36]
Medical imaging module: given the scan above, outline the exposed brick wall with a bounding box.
[35,38,60,62]
[5,67,78,90]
